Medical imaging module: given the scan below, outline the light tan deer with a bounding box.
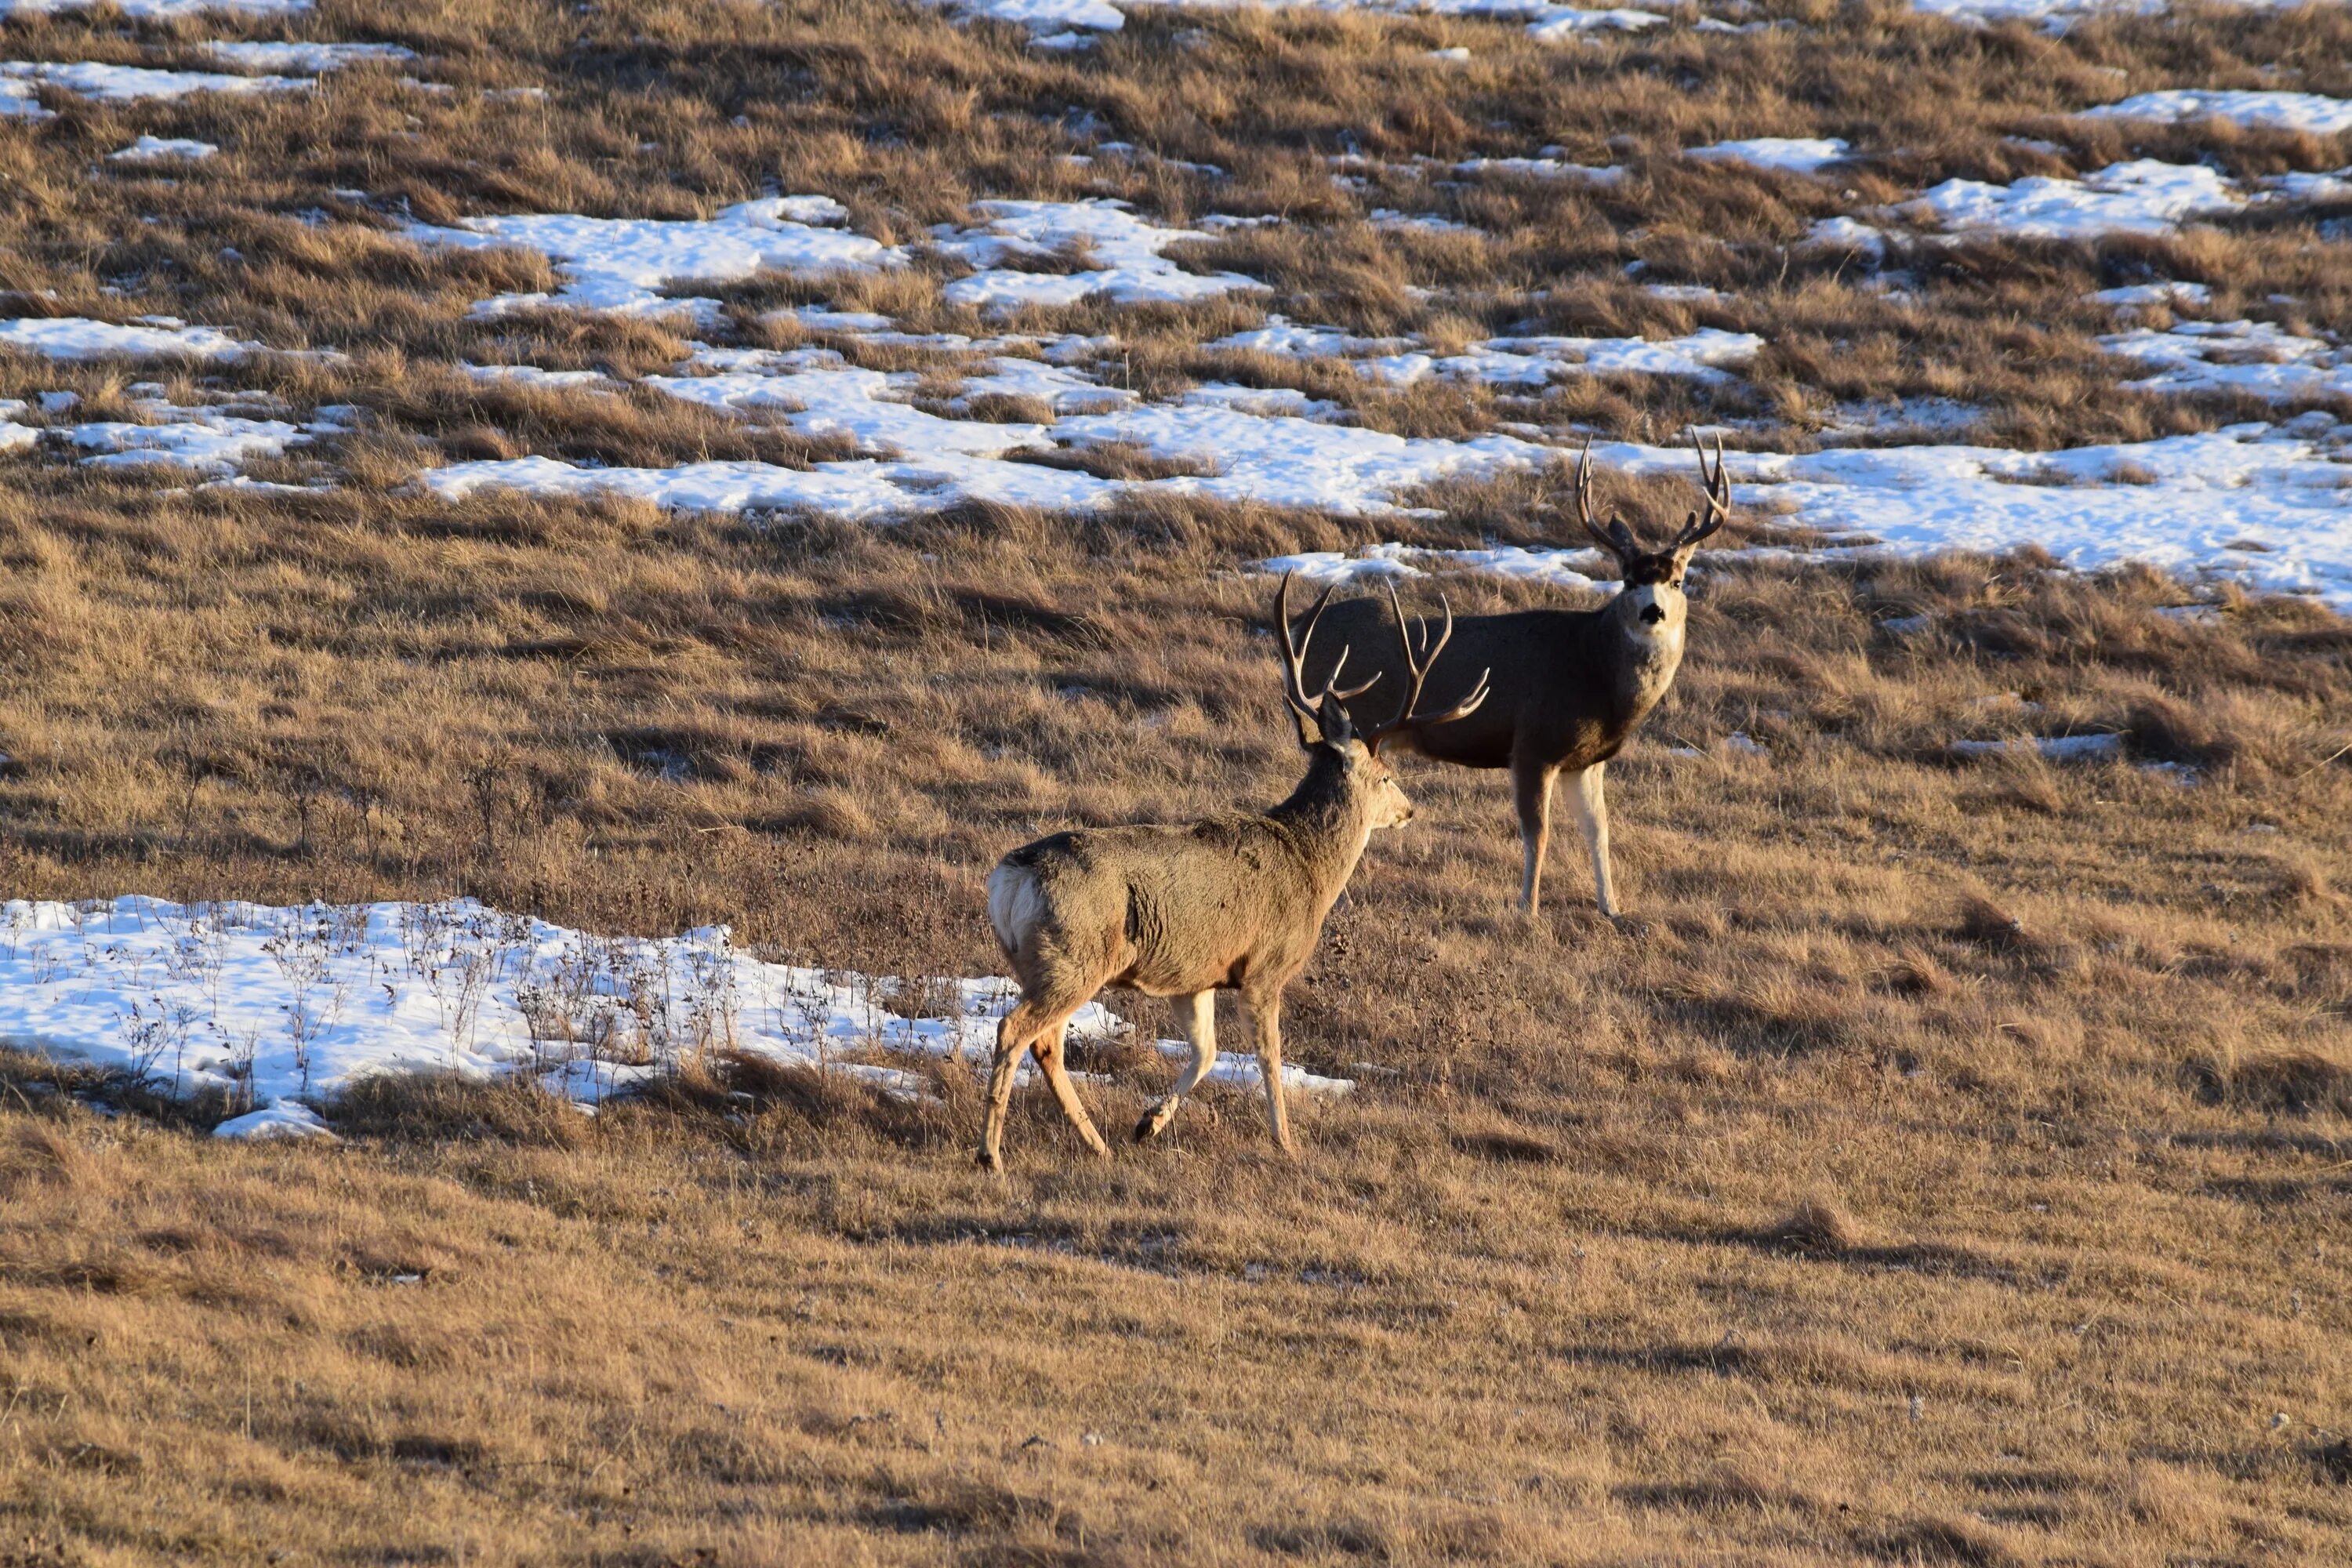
[976,575,1489,1171]
[1301,433,1733,918]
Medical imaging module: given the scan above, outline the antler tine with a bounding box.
[1674,428,1734,549]
[1274,572,1382,739]
[1574,436,1642,557]
[1359,583,1491,753]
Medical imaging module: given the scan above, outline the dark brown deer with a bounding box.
[1300,434,1733,918]
[977,575,1489,1171]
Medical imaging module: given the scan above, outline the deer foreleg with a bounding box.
[1248,993,1297,1156]
[1135,990,1216,1143]
[1563,763,1617,917]
[1512,762,1558,914]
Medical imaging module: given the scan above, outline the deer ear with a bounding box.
[1314,691,1356,751]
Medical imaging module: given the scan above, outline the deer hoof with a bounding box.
[1606,912,1653,939]
[975,1148,1003,1174]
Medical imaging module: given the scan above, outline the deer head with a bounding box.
[1566,430,1733,645]
[1275,573,1491,828]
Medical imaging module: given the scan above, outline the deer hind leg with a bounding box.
[1563,762,1617,917]
[978,1000,1042,1172]
[1246,989,1298,1157]
[978,985,1103,1171]
[1135,990,1217,1144]
[1512,761,1559,914]
[1030,1023,1110,1159]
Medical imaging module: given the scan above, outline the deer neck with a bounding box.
[1265,751,1379,898]
[1605,593,1686,722]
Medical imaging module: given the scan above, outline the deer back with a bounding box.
[1301,595,1642,771]
[993,748,1374,997]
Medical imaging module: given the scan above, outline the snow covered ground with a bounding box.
[0,60,313,120]
[1686,137,1852,175]
[1898,161,2244,240]
[1252,425,2352,610]
[938,0,1669,39]
[0,316,266,361]
[2083,89,2352,136]
[935,200,1268,310]
[108,135,220,164]
[1207,314,1763,387]
[2101,320,2352,403]
[0,0,310,12]
[0,895,1351,1134]
[408,196,905,321]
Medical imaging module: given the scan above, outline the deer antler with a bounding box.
[1275,572,1381,745]
[1573,437,1641,560]
[1671,429,1733,550]
[1357,582,1491,756]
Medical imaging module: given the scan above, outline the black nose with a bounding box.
[1642,604,1666,625]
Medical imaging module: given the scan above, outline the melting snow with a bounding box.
[648,348,1054,457]
[0,60,311,120]
[2083,90,2352,136]
[1688,136,1852,174]
[1593,424,2352,611]
[0,0,309,10]
[935,0,1668,36]
[0,316,265,361]
[198,42,420,73]
[408,196,904,321]
[935,199,1265,310]
[0,895,1352,1123]
[56,411,310,474]
[1206,313,1761,387]
[108,135,220,164]
[2100,320,2352,402]
[1454,154,1624,183]
[1899,160,2243,239]
[2087,281,2212,310]
[1949,733,2125,761]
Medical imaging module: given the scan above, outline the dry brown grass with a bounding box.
[2,0,2352,1561]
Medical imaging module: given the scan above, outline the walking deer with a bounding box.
[977,575,1489,1171]
[1300,433,1733,919]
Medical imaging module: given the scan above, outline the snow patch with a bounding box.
[408,197,905,321]
[2101,320,2352,403]
[0,895,1352,1118]
[0,60,311,120]
[0,317,266,361]
[1900,160,2243,239]
[108,135,220,164]
[935,199,1265,310]
[2083,90,2352,136]
[1687,136,1851,174]
[197,42,419,73]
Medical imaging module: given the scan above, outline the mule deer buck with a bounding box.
[1301,433,1733,919]
[977,575,1489,1171]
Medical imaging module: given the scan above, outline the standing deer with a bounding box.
[977,575,1489,1171]
[1300,433,1733,919]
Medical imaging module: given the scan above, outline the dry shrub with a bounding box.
[1764,1194,1860,1255]
[2196,1050,2352,1117]
[1955,895,2031,953]
[328,1074,586,1147]
[1861,1516,2022,1568]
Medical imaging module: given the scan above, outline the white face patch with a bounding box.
[1621,580,1686,641]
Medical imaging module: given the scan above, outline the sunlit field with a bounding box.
[1,0,2349,1561]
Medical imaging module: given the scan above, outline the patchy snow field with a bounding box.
[0,896,1352,1131]
[0,60,313,119]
